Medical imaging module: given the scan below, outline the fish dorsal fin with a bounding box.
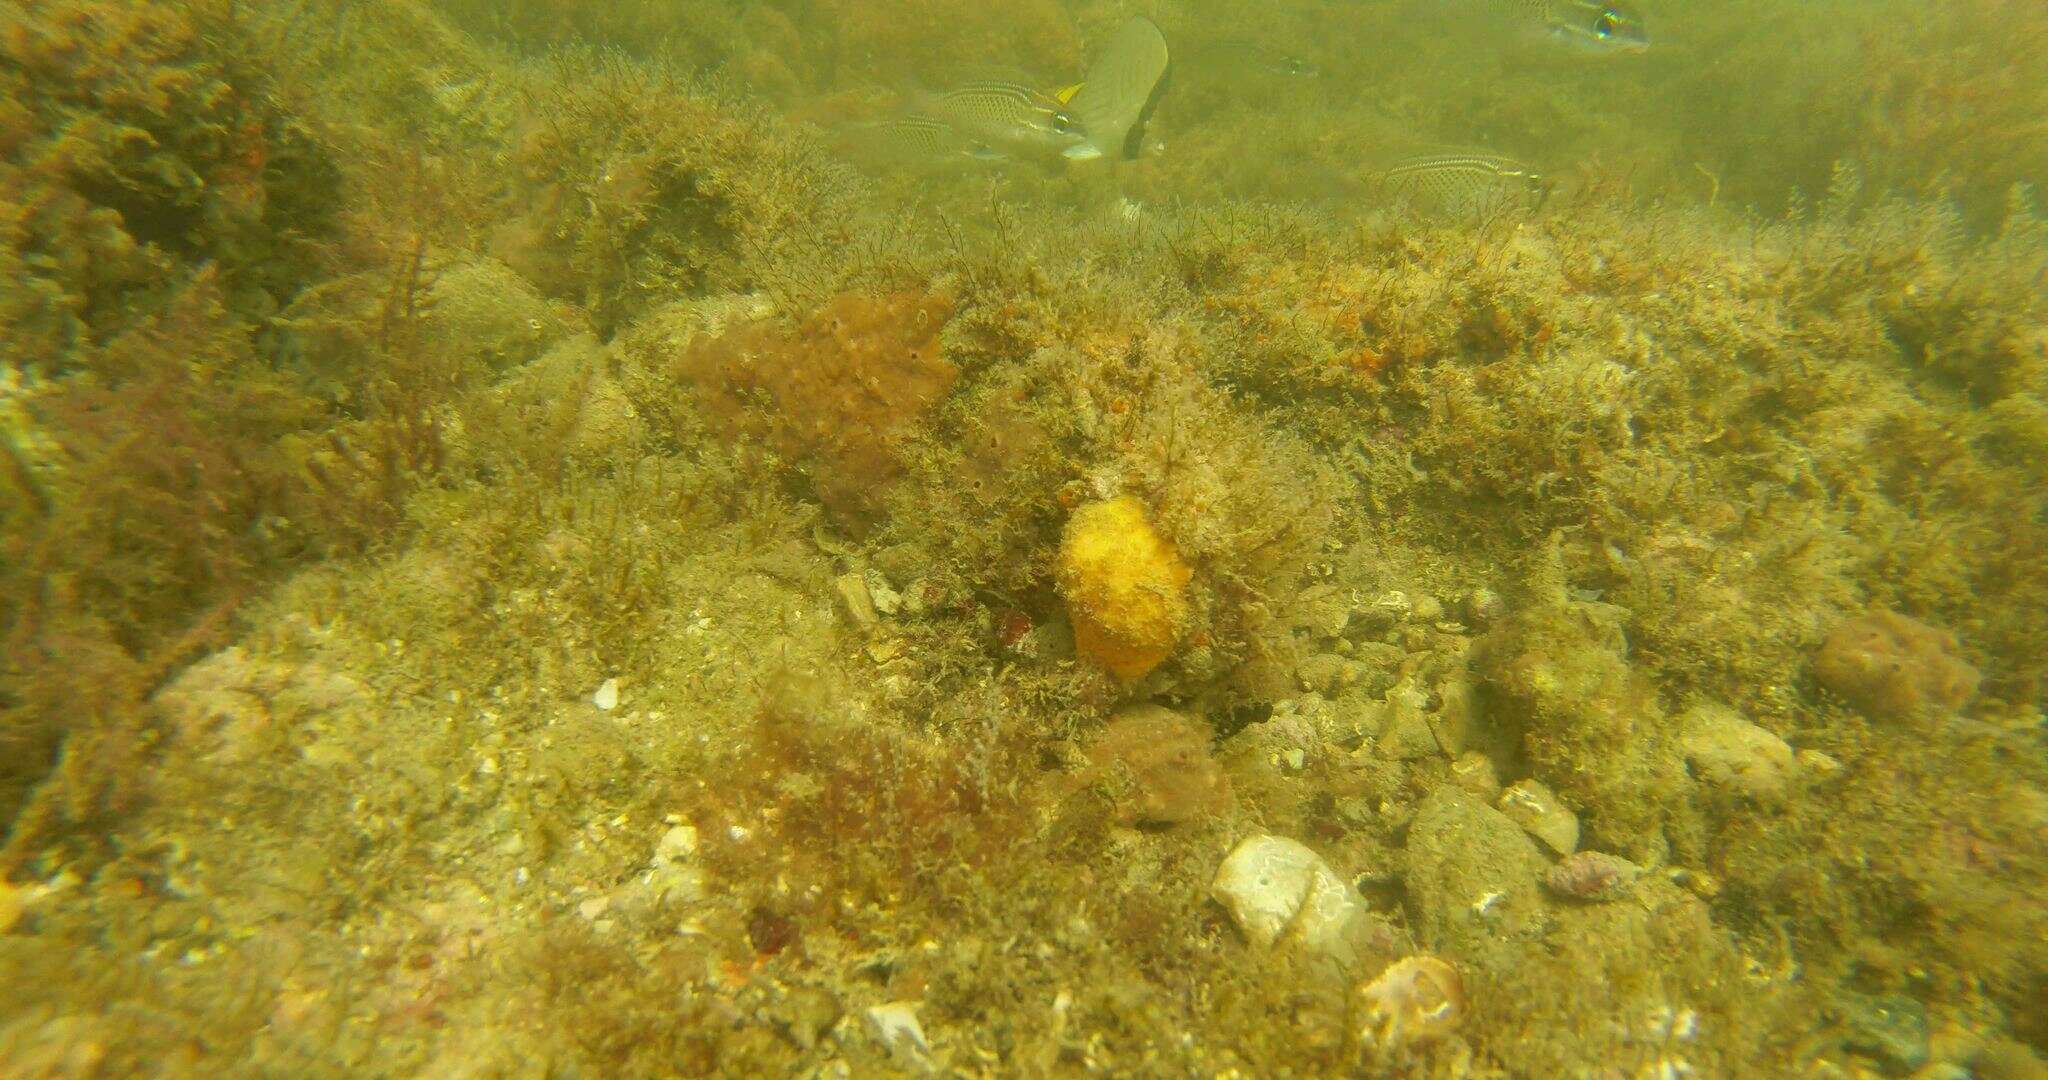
[1066,16,1171,162]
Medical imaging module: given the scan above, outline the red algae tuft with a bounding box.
[673,290,956,530]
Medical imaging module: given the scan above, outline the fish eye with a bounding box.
[1595,12,1619,36]
[1051,110,1078,133]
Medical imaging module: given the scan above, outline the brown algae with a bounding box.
[0,0,2044,1076]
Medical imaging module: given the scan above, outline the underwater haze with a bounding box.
[3,0,2046,1075]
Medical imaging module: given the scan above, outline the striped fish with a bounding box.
[1381,150,1552,216]
[922,80,1085,160]
[839,114,1005,168]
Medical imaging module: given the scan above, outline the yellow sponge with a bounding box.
[1056,496,1192,681]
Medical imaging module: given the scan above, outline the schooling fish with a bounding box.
[1380,149,1552,215]
[1065,16,1172,162]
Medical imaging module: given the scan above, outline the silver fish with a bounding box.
[1507,0,1649,53]
[1065,16,1172,162]
[1381,149,1552,216]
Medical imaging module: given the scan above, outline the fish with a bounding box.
[919,80,1087,160]
[1064,16,1172,162]
[1193,38,1321,78]
[1379,149,1553,216]
[838,80,1084,169]
[837,114,1007,168]
[1506,0,1649,53]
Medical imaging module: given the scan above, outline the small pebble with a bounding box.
[1463,587,1507,625]
[1680,703,1795,800]
[655,824,698,862]
[592,678,620,711]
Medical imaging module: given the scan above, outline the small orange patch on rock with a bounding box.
[1056,496,1193,681]
[1342,345,1390,378]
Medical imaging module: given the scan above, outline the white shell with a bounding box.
[1211,834,1364,957]
[864,1001,931,1066]
[655,824,698,863]
[592,677,620,711]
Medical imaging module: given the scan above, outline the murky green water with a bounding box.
[1,1,2043,1075]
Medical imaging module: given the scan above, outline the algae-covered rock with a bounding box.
[426,259,571,372]
[1815,609,1980,721]
[1680,702,1797,801]
[1472,578,1690,857]
[1368,676,1443,761]
[1450,751,1503,800]
[1084,704,1232,826]
[1495,876,1767,1073]
[667,289,958,530]
[1403,789,1548,969]
[1497,778,1579,856]
[457,334,640,471]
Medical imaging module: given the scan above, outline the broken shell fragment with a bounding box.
[1356,955,1465,1055]
[863,1001,932,1069]
[835,571,879,629]
[1544,850,1640,902]
[1496,778,1580,856]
